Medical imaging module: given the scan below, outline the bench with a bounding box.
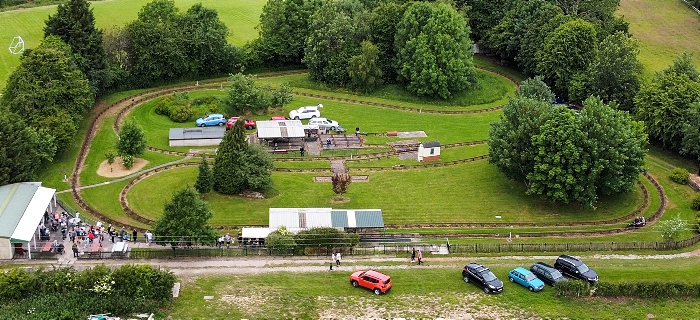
[40,241,52,252]
[272,149,288,154]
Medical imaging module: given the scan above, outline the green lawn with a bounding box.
[0,0,266,91]
[617,0,700,76]
[127,159,641,227]
[169,257,700,319]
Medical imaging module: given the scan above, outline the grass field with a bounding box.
[0,0,266,91]
[169,257,700,319]
[617,0,700,75]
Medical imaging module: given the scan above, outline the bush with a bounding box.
[294,227,360,249]
[169,105,194,123]
[670,167,690,184]
[191,96,217,106]
[692,194,700,211]
[154,96,175,116]
[553,279,590,297]
[592,281,700,299]
[121,154,134,169]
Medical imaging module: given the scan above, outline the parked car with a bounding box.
[270,116,288,120]
[289,104,322,120]
[350,270,392,295]
[530,262,568,286]
[195,114,226,127]
[462,263,503,294]
[508,267,545,292]
[554,254,598,284]
[308,117,340,131]
[226,117,256,130]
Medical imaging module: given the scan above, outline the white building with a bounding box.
[0,182,57,259]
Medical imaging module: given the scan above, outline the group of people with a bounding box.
[216,233,233,248]
[629,216,647,228]
[329,252,342,270]
[411,248,423,265]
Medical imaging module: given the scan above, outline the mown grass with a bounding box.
[346,144,489,168]
[0,0,266,91]
[169,257,700,319]
[126,159,641,227]
[79,179,150,229]
[617,0,700,76]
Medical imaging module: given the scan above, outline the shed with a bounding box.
[169,127,226,147]
[0,182,57,259]
[417,141,440,162]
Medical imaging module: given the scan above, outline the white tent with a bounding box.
[0,182,56,259]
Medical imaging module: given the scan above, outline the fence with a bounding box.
[680,0,700,15]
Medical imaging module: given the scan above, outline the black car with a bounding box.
[553,254,599,284]
[530,262,568,286]
[462,263,504,294]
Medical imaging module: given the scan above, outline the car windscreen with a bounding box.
[525,273,537,281]
[482,271,497,282]
[577,263,590,273]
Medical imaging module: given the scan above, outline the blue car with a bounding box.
[508,267,545,292]
[195,114,226,127]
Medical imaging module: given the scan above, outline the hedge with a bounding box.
[555,280,700,299]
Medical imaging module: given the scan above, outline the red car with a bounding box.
[350,270,392,295]
[227,117,256,130]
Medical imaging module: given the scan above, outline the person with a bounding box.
[132,229,137,242]
[417,249,423,265]
[145,230,153,245]
[72,242,79,258]
[336,252,341,266]
[61,226,67,240]
[216,235,224,248]
[330,253,335,271]
[119,227,125,242]
[110,229,116,243]
[300,146,305,157]
[69,228,76,243]
[224,233,231,248]
[326,138,331,149]
[411,248,416,263]
[355,127,360,137]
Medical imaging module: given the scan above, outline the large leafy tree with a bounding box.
[213,119,274,194]
[1,36,93,153]
[490,79,647,207]
[44,0,108,92]
[635,62,700,150]
[395,1,477,99]
[536,18,598,98]
[347,40,383,93]
[153,186,217,246]
[255,0,323,66]
[681,102,700,174]
[368,0,407,81]
[303,0,364,87]
[0,112,43,185]
[223,73,293,115]
[126,0,189,86]
[456,0,512,41]
[117,121,146,157]
[568,32,642,110]
[179,3,232,76]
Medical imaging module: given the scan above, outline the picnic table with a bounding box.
[84,242,103,259]
[40,241,52,252]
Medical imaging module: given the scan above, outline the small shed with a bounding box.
[169,127,226,147]
[0,182,57,259]
[417,141,440,162]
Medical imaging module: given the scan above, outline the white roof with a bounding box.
[257,120,306,139]
[241,227,270,239]
[269,208,333,230]
[9,185,55,242]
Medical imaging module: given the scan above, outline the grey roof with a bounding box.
[331,209,384,228]
[331,210,348,228]
[169,127,226,140]
[422,141,441,148]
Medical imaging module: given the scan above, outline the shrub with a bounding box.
[121,154,134,169]
[154,96,175,116]
[192,96,217,106]
[294,227,360,249]
[692,194,700,211]
[670,167,690,184]
[553,279,589,297]
[105,150,116,165]
[169,105,193,122]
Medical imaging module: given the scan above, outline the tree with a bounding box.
[681,102,700,175]
[657,214,687,242]
[105,150,116,166]
[179,3,233,76]
[347,41,383,93]
[0,112,43,185]
[223,73,293,114]
[194,155,213,195]
[456,0,512,41]
[368,0,407,81]
[265,226,296,252]
[536,19,598,98]
[153,186,217,246]
[395,2,477,99]
[569,32,642,110]
[331,173,352,197]
[117,121,146,157]
[662,53,700,82]
[488,78,553,181]
[213,119,274,194]
[635,69,700,150]
[1,36,93,153]
[303,0,364,87]
[44,0,108,92]
[490,83,647,207]
[254,0,323,66]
